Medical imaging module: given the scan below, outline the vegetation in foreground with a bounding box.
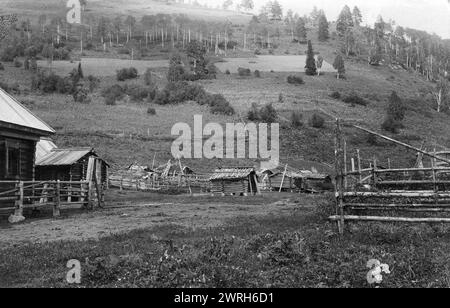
[1,195,450,288]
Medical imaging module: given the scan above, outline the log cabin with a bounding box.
[209,167,259,196]
[0,88,55,208]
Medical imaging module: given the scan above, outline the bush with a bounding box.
[144,68,153,86]
[247,103,260,121]
[329,91,341,99]
[278,93,284,104]
[209,94,235,115]
[73,86,90,103]
[309,113,325,128]
[238,67,251,77]
[225,69,231,75]
[381,116,403,134]
[14,58,22,68]
[259,103,278,123]
[147,107,156,115]
[102,84,125,105]
[287,75,304,85]
[87,75,100,92]
[291,111,303,128]
[0,63,4,70]
[367,134,377,145]
[116,67,138,81]
[254,70,261,78]
[342,93,367,106]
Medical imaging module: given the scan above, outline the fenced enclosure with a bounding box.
[0,180,104,219]
[108,173,212,194]
[330,120,450,234]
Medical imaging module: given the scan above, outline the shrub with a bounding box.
[287,75,304,85]
[259,103,278,123]
[366,133,377,145]
[381,116,403,134]
[147,107,156,115]
[254,70,261,78]
[329,91,341,99]
[87,75,100,92]
[144,68,153,86]
[247,103,260,121]
[102,84,125,104]
[209,94,235,115]
[342,93,367,106]
[167,63,186,82]
[206,62,217,79]
[386,91,405,121]
[225,69,231,75]
[238,67,251,77]
[14,58,22,68]
[125,84,150,102]
[73,86,90,103]
[254,49,261,55]
[278,93,284,104]
[291,111,303,128]
[309,113,325,128]
[116,67,138,81]
[0,63,4,70]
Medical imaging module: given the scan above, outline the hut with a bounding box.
[0,88,55,182]
[35,144,109,186]
[0,88,55,211]
[261,166,302,192]
[209,167,259,196]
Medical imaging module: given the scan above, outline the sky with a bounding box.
[202,0,450,39]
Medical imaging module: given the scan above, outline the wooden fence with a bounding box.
[330,120,450,234]
[108,174,212,194]
[0,180,102,218]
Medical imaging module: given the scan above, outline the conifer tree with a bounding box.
[317,12,329,41]
[305,40,317,76]
[333,54,345,79]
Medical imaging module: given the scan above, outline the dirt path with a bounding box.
[0,197,310,248]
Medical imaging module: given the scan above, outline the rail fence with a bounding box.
[108,174,212,193]
[0,180,103,218]
[330,120,450,234]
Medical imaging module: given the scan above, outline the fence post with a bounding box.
[357,149,362,184]
[334,119,345,235]
[53,180,61,217]
[14,181,24,217]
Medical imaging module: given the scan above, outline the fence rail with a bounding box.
[331,119,450,234]
[0,180,102,219]
[108,174,212,193]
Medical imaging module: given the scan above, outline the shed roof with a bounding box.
[210,167,255,181]
[36,148,95,166]
[36,138,58,161]
[0,87,55,135]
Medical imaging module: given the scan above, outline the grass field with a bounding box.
[215,55,335,73]
[1,191,450,288]
[38,58,169,77]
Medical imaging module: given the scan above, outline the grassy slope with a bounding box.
[0,0,252,24]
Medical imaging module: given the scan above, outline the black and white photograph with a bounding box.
[0,0,450,294]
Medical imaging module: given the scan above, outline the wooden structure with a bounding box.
[209,167,259,196]
[0,88,104,220]
[261,165,332,193]
[331,120,450,234]
[35,144,109,186]
[0,87,55,211]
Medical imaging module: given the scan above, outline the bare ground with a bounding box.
[0,192,317,248]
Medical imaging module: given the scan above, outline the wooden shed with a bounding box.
[209,167,259,196]
[35,144,109,186]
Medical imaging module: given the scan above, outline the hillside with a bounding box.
[0,0,252,24]
[0,2,448,173]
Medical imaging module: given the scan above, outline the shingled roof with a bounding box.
[0,87,54,135]
[209,167,256,181]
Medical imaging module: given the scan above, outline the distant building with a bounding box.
[209,167,259,196]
